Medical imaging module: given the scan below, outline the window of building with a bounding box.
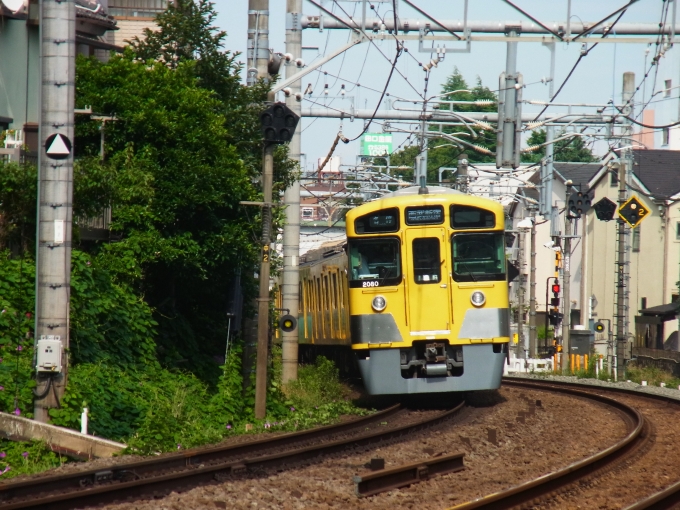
[676,222,680,240]
[663,127,670,146]
[665,79,673,98]
[108,0,167,18]
[610,170,619,187]
[301,208,314,218]
[632,225,641,252]
[641,297,647,310]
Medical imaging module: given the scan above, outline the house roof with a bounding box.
[633,150,680,200]
[526,162,602,199]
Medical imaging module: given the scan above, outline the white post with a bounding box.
[80,408,88,435]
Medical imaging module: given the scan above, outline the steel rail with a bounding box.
[448,379,644,510]
[0,403,402,506]
[625,480,680,510]
[1,402,465,509]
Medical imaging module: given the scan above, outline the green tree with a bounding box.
[387,68,497,183]
[522,129,596,163]
[74,54,267,377]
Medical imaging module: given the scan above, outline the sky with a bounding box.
[213,0,680,170]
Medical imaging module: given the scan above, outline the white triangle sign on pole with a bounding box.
[46,134,71,156]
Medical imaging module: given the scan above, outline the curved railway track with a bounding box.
[0,402,464,510]
[448,377,680,510]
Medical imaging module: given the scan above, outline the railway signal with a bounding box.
[593,197,617,222]
[279,314,297,333]
[595,321,605,333]
[567,190,591,218]
[618,195,650,229]
[260,102,300,144]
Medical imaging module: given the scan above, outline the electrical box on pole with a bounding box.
[36,336,62,373]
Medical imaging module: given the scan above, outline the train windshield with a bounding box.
[348,238,402,287]
[451,233,506,282]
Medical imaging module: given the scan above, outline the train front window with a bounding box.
[348,238,401,288]
[452,233,506,282]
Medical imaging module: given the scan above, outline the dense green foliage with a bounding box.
[522,129,596,163]
[0,0,365,465]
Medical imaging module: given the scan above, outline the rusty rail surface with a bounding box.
[1,402,465,509]
[448,379,645,510]
[354,452,465,497]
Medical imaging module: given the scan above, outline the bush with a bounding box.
[284,356,347,409]
[0,439,67,479]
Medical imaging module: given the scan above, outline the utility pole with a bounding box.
[516,228,525,358]
[528,206,537,357]
[561,182,573,372]
[615,71,635,380]
[456,153,468,192]
[255,120,274,419]
[497,28,522,169]
[34,0,76,422]
[247,0,270,86]
[247,0,272,419]
[281,0,302,384]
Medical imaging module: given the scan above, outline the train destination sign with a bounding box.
[405,206,444,225]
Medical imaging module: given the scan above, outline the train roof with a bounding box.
[380,186,463,198]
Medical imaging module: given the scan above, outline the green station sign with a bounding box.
[361,133,393,157]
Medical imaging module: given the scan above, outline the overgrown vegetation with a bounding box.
[0,439,68,479]
[0,0,366,470]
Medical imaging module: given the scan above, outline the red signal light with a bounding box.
[552,284,560,294]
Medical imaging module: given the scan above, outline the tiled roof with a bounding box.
[526,162,602,193]
[633,149,680,200]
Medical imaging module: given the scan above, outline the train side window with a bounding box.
[412,238,441,284]
[354,208,399,234]
[450,205,496,229]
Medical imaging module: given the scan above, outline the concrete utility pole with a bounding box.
[615,72,635,380]
[528,207,537,357]
[561,183,573,372]
[255,126,274,420]
[34,0,76,422]
[516,228,525,358]
[497,28,522,169]
[281,0,302,384]
[247,0,270,86]
[456,154,468,192]
[247,0,273,419]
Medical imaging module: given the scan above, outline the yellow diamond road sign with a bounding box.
[618,195,650,228]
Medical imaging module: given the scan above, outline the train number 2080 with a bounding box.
[362,281,380,287]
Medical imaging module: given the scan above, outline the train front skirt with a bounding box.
[357,343,507,394]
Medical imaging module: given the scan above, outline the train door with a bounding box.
[405,228,451,333]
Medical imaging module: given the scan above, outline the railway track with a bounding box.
[0,402,464,509]
[450,377,680,510]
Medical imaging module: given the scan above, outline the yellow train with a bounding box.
[289,185,510,395]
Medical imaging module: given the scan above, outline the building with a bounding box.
[511,150,680,358]
[104,0,166,48]
[0,0,118,159]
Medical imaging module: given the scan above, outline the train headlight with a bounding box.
[470,291,486,307]
[372,295,387,312]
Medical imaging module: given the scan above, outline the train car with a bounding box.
[281,185,509,395]
[345,186,509,395]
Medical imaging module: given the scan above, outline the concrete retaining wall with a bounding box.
[0,412,126,460]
